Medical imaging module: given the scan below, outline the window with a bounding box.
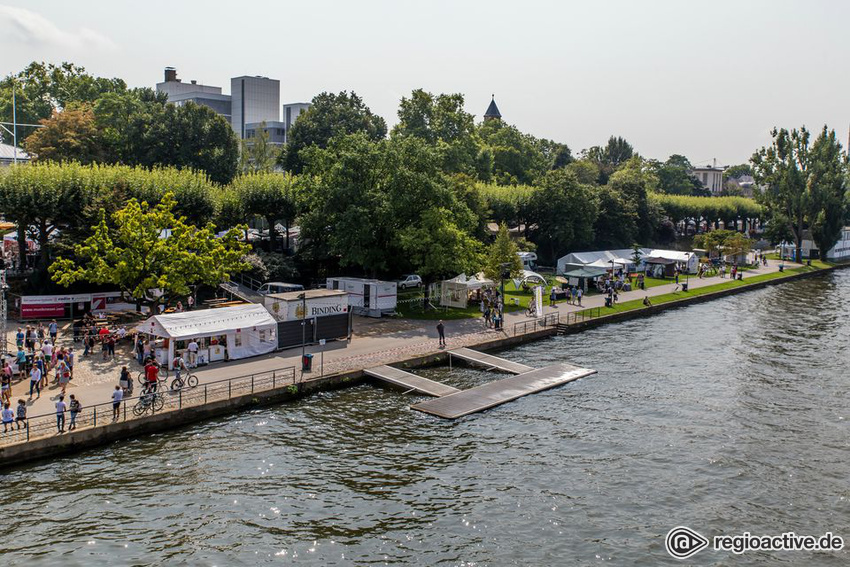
[234,332,242,347]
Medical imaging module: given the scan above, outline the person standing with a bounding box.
[0,373,10,405]
[187,339,199,368]
[577,287,583,307]
[550,287,557,307]
[48,319,58,343]
[144,360,159,393]
[29,364,41,399]
[187,295,195,311]
[68,394,81,431]
[15,328,24,351]
[15,399,27,430]
[56,359,70,395]
[55,395,67,433]
[119,367,132,395]
[436,320,446,348]
[112,385,123,421]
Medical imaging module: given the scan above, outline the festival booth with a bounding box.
[644,257,677,278]
[440,273,495,308]
[560,267,607,292]
[137,304,277,369]
[262,289,352,349]
[557,248,648,275]
[326,277,397,317]
[17,291,137,319]
[644,249,699,274]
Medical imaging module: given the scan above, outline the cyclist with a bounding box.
[144,359,160,393]
[172,354,189,383]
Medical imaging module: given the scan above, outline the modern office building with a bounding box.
[231,76,281,139]
[156,68,232,123]
[283,102,310,137]
[244,121,287,146]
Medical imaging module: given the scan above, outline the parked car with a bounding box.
[398,274,423,289]
[257,282,304,295]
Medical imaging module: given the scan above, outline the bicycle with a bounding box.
[170,371,199,391]
[137,365,169,388]
[132,390,164,416]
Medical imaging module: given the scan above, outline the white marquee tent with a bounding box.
[440,273,495,308]
[137,304,278,368]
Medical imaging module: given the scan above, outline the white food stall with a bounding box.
[136,304,278,369]
[326,277,397,317]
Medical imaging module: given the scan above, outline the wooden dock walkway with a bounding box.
[448,347,534,374]
[411,362,596,419]
[364,365,460,397]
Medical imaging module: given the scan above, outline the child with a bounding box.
[1,402,13,433]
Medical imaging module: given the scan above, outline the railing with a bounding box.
[0,365,296,448]
[512,312,560,336]
[558,307,603,326]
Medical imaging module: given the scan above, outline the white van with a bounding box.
[257,282,304,295]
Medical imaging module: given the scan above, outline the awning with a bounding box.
[561,267,607,278]
[137,304,276,339]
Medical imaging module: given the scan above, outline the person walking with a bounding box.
[15,399,27,430]
[1,402,13,433]
[576,287,583,307]
[56,359,71,395]
[436,320,446,348]
[144,359,159,393]
[112,386,123,421]
[68,394,81,431]
[55,395,66,433]
[187,339,199,368]
[48,319,58,343]
[119,367,132,396]
[550,287,557,307]
[28,364,41,399]
[1,372,11,405]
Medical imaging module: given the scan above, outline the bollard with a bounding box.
[251,375,254,393]
[93,407,97,428]
[272,371,276,389]
[204,384,208,404]
[179,389,182,409]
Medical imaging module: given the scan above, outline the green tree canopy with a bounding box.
[24,103,104,164]
[806,126,847,259]
[49,192,249,310]
[283,91,387,173]
[231,172,299,252]
[529,169,597,263]
[483,222,522,282]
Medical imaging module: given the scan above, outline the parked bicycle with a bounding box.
[137,365,169,388]
[132,391,164,416]
[170,371,199,391]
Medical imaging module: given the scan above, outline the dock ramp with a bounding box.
[365,365,460,397]
[448,347,533,374]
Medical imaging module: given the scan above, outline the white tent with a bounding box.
[440,273,495,308]
[645,249,699,274]
[137,304,278,368]
[557,248,649,274]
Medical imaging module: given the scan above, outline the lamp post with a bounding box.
[298,292,306,380]
[684,252,690,291]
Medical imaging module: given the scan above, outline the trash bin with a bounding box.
[778,265,784,272]
[605,296,612,308]
[681,282,689,292]
[737,273,743,281]
[302,353,313,372]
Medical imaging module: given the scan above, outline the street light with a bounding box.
[683,252,690,291]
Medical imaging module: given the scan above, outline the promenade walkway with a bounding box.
[1,258,797,445]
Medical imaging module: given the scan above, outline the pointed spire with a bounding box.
[484,94,502,121]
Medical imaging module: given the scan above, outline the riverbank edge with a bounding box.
[0,264,841,469]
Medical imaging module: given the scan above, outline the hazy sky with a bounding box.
[2,0,848,165]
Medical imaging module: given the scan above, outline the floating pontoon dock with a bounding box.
[411,362,596,419]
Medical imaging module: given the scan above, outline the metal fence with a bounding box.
[558,307,603,325]
[512,312,560,336]
[0,365,297,447]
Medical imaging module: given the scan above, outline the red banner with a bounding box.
[21,303,64,318]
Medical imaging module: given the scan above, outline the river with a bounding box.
[4,271,849,566]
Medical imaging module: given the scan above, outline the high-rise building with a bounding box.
[231,76,281,139]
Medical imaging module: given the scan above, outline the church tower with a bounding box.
[483,94,502,122]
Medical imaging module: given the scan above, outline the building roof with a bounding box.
[267,289,347,301]
[561,267,607,278]
[0,143,30,161]
[137,304,275,339]
[484,96,501,119]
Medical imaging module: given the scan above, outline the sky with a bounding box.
[2,0,848,166]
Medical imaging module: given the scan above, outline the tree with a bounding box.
[49,193,250,311]
[751,127,811,261]
[24,103,105,163]
[0,61,126,141]
[239,121,282,173]
[232,172,298,252]
[592,184,637,248]
[529,169,598,263]
[483,223,523,282]
[630,244,644,272]
[283,91,387,173]
[650,154,705,196]
[398,207,482,284]
[807,127,847,260]
[609,158,656,244]
[477,119,548,185]
[393,89,480,176]
[723,163,753,181]
[125,101,239,185]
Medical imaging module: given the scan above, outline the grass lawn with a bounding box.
[576,263,829,317]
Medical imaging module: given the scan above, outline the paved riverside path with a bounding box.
[7,258,798,425]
